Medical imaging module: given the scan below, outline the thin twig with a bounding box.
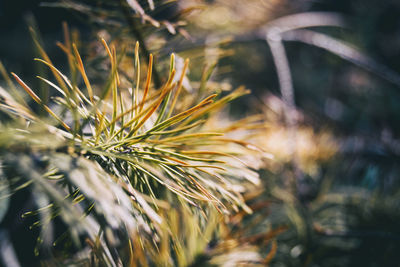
[282,29,400,87]
[266,30,304,192]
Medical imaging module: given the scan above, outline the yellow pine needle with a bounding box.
[176,163,225,170]
[127,87,171,136]
[95,87,167,143]
[159,150,226,164]
[149,119,205,135]
[128,239,136,267]
[125,153,225,171]
[12,73,42,103]
[62,42,98,129]
[168,58,189,117]
[62,22,71,53]
[101,38,113,63]
[147,93,217,134]
[0,103,31,121]
[170,53,175,73]
[56,42,84,106]
[33,58,84,115]
[181,150,250,167]
[0,61,28,107]
[56,41,69,54]
[100,39,120,135]
[11,73,71,132]
[118,89,125,139]
[181,150,232,156]
[112,46,120,86]
[130,70,176,135]
[163,156,188,165]
[34,59,67,82]
[211,137,267,153]
[89,150,202,201]
[157,132,223,143]
[0,86,35,120]
[101,39,120,87]
[148,169,206,202]
[61,22,77,87]
[134,41,140,117]
[36,76,66,97]
[55,42,91,106]
[104,86,163,134]
[100,39,116,92]
[101,94,159,141]
[72,43,94,103]
[183,87,249,126]
[110,46,119,135]
[100,99,206,147]
[95,112,106,145]
[154,54,175,126]
[33,59,74,94]
[29,27,69,95]
[187,175,223,211]
[36,50,86,106]
[140,54,153,113]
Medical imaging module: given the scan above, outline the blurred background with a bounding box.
[1,0,400,266]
